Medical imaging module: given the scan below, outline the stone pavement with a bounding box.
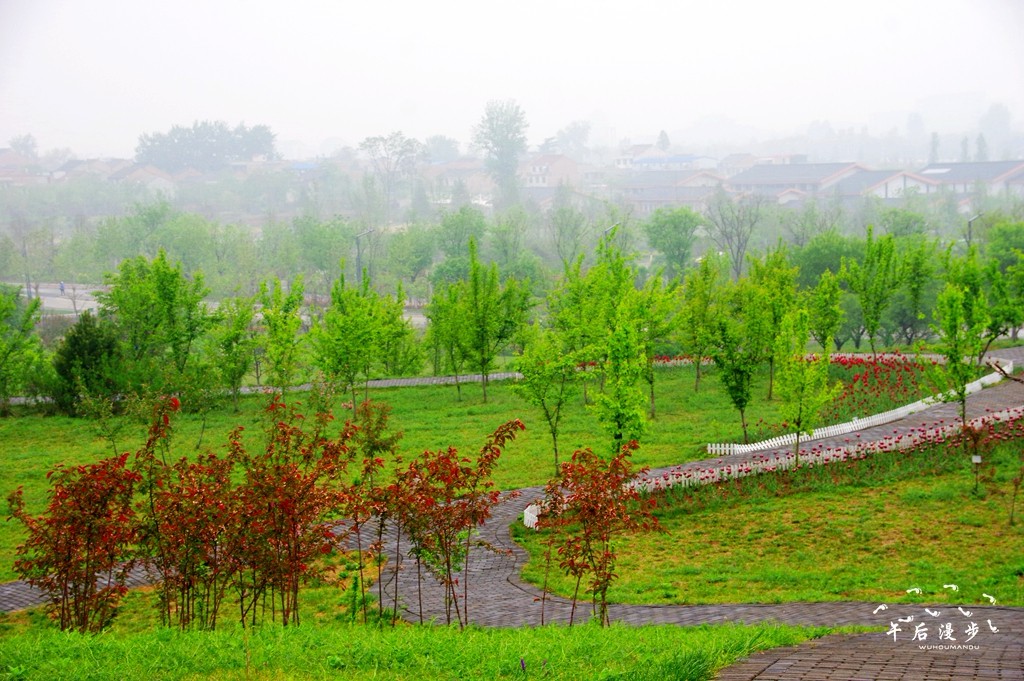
[4,349,1024,680]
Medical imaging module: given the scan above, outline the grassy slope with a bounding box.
[0,366,792,580]
[515,444,1024,606]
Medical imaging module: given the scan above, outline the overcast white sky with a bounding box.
[2,0,1023,158]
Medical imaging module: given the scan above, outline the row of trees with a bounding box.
[3,215,1024,456]
[4,187,1022,308]
[9,393,525,631]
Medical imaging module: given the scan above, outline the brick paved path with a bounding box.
[4,350,1024,680]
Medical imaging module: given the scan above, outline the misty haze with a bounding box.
[2,1,1024,679]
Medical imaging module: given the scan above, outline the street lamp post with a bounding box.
[966,213,982,248]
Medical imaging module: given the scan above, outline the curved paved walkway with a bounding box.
[4,349,1024,680]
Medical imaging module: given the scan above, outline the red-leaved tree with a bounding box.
[538,441,659,626]
[8,452,141,632]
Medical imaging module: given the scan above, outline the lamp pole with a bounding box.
[966,213,982,248]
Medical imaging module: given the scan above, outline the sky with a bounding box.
[2,0,1023,159]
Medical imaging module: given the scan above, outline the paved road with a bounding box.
[4,348,1024,679]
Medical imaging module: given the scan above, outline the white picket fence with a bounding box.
[522,356,1018,528]
[705,358,1012,457]
[633,403,1024,495]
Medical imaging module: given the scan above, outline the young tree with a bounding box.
[807,270,844,351]
[513,324,580,474]
[642,206,701,279]
[840,226,901,357]
[0,284,43,415]
[943,246,1017,363]
[257,276,306,390]
[593,297,648,452]
[461,239,531,401]
[748,245,798,399]
[538,441,658,626]
[8,452,141,632]
[425,281,470,399]
[774,308,838,461]
[931,282,989,439]
[212,294,258,412]
[96,250,215,400]
[473,99,528,209]
[679,253,726,391]
[636,273,679,418]
[712,278,770,442]
[310,273,380,414]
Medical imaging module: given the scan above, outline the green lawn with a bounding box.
[0,365,793,581]
[514,441,1024,606]
[0,619,839,680]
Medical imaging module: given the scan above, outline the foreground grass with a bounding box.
[0,620,837,681]
[515,440,1024,606]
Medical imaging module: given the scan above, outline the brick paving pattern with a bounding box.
[4,349,1024,679]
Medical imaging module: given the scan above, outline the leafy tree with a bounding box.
[0,285,43,415]
[931,282,988,436]
[985,220,1024,271]
[425,282,470,399]
[886,238,938,345]
[636,273,679,418]
[310,273,380,414]
[679,253,726,391]
[135,120,277,172]
[807,269,844,351]
[642,206,701,278]
[50,311,124,416]
[8,452,140,632]
[473,100,528,209]
[257,276,306,389]
[791,230,864,289]
[212,294,258,412]
[460,239,531,402]
[547,256,603,404]
[436,205,486,259]
[8,133,38,159]
[880,207,928,238]
[593,295,648,451]
[656,130,670,151]
[386,223,436,289]
[836,291,867,351]
[376,284,422,378]
[704,188,767,280]
[712,278,770,442]
[538,442,657,626]
[840,226,902,356]
[748,245,798,399]
[976,133,989,162]
[943,247,1019,363]
[774,307,838,461]
[547,185,593,270]
[359,132,423,225]
[554,120,590,159]
[96,250,215,400]
[513,323,580,473]
[784,200,842,247]
[423,135,460,163]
